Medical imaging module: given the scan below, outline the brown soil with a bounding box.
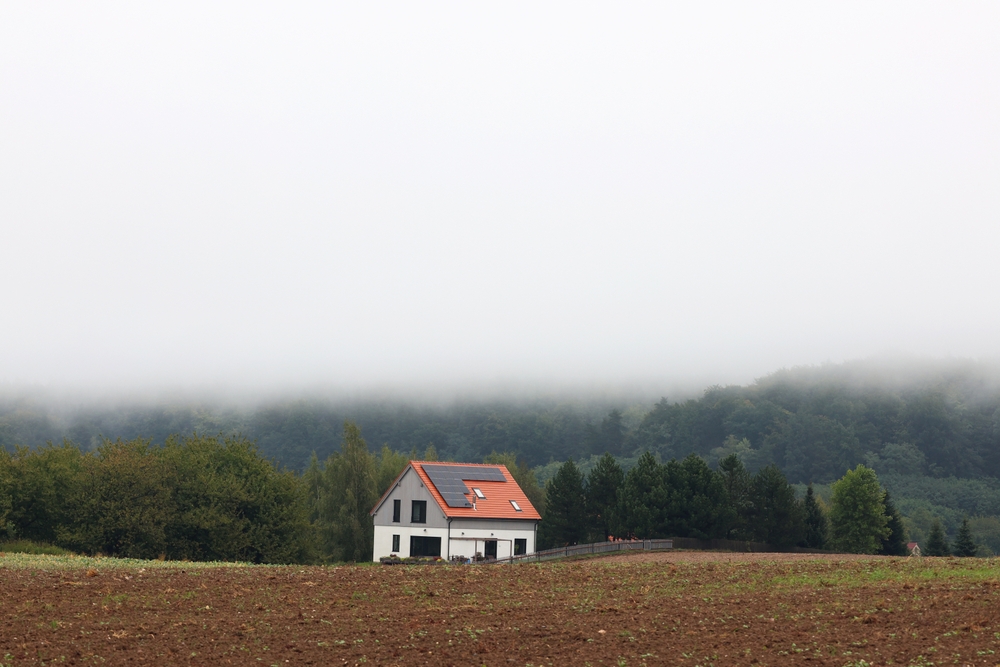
[2,553,999,666]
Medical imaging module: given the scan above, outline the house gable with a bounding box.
[371,465,448,529]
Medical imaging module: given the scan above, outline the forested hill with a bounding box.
[630,360,1000,484]
[2,359,999,485]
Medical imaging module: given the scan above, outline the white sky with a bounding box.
[2,3,998,396]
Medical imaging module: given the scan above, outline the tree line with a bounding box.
[0,423,987,563]
[0,424,547,564]
[538,452,978,556]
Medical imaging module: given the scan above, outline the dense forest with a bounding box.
[2,359,1000,553]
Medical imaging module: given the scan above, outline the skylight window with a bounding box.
[473,488,486,499]
[510,500,522,511]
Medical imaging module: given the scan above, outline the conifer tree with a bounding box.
[748,464,803,547]
[586,453,624,541]
[924,520,950,557]
[718,453,752,540]
[803,484,828,549]
[879,490,909,556]
[538,459,587,548]
[615,451,664,539]
[953,517,978,557]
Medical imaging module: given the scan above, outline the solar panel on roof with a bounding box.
[421,465,506,508]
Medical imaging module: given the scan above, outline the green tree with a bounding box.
[802,485,828,549]
[828,465,889,554]
[748,464,804,547]
[538,459,587,548]
[375,445,409,497]
[952,517,977,557]
[616,452,666,539]
[587,409,627,457]
[879,490,908,556]
[161,434,313,564]
[312,422,379,562]
[0,448,12,538]
[63,438,174,558]
[585,453,623,541]
[924,519,950,557]
[663,454,732,539]
[5,442,85,545]
[718,453,752,540]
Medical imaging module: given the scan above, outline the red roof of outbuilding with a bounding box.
[371,461,541,521]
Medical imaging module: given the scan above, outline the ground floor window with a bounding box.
[392,534,400,552]
[484,540,497,559]
[409,536,441,557]
[514,538,527,555]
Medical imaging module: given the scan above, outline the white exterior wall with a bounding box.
[373,520,537,561]
[373,524,450,561]
[446,524,535,561]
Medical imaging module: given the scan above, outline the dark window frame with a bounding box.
[392,499,401,523]
[392,534,400,552]
[514,538,527,556]
[409,535,441,557]
[411,500,427,524]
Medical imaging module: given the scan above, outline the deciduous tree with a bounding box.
[828,465,889,554]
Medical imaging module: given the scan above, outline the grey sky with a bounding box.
[2,3,998,395]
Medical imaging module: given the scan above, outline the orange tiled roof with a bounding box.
[373,461,541,520]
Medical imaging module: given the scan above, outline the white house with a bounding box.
[370,461,542,561]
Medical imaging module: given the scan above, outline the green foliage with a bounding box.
[0,449,11,537]
[925,520,950,557]
[63,438,174,558]
[2,435,313,563]
[967,516,1000,556]
[879,490,909,556]
[802,485,828,549]
[615,452,665,539]
[718,454,752,540]
[0,540,73,555]
[309,422,379,563]
[375,444,409,497]
[662,454,732,540]
[952,518,978,557]
[829,465,889,554]
[748,465,803,548]
[585,453,623,541]
[5,442,85,544]
[538,459,587,548]
[586,409,627,456]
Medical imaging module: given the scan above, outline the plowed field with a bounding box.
[2,551,999,666]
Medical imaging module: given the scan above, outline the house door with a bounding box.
[484,540,497,559]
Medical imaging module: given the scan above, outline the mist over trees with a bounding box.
[3,359,1000,554]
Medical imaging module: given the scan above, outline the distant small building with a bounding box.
[907,541,921,557]
[370,461,541,562]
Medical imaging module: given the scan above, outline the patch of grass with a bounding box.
[0,540,74,556]
[0,551,261,571]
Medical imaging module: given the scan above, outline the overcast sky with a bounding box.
[2,3,998,397]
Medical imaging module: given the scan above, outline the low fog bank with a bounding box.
[2,356,1000,468]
